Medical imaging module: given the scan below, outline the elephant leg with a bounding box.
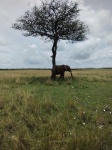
[51,74,56,80]
[60,73,63,79]
[51,73,53,79]
[60,72,64,79]
[51,74,54,79]
[51,70,56,80]
[62,72,65,79]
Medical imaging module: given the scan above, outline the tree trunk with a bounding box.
[52,38,58,68]
[51,36,58,80]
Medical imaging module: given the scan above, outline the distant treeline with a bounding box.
[0,68,112,71]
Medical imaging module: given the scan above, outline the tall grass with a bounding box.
[0,69,112,150]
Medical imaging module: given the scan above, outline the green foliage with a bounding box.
[12,0,88,42]
[0,69,112,150]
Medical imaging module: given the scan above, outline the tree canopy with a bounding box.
[12,0,88,67]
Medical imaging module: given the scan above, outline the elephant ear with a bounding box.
[64,65,68,71]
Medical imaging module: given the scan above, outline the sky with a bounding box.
[0,0,112,69]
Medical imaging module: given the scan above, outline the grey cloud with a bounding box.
[0,37,12,47]
[73,50,92,60]
[0,0,112,68]
[20,44,51,68]
[84,0,112,11]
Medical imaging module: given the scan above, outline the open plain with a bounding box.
[0,69,112,150]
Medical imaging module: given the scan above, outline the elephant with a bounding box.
[51,65,73,80]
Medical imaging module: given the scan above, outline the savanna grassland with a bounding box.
[0,69,112,150]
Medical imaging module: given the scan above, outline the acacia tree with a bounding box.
[12,0,88,68]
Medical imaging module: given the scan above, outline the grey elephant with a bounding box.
[51,65,73,80]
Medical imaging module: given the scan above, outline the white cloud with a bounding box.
[30,44,38,49]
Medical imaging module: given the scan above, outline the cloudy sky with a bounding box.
[0,0,112,69]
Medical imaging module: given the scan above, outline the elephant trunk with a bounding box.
[70,71,74,80]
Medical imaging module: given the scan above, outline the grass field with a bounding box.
[0,69,112,150]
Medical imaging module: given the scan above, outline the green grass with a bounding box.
[0,69,112,150]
